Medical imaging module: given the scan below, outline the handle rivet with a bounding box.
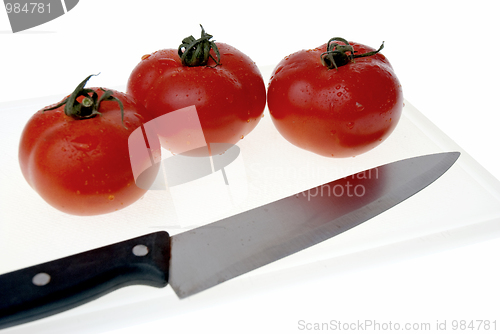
[132,244,149,257]
[32,273,51,286]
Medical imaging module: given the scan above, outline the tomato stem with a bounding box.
[178,24,221,67]
[44,74,127,128]
[81,97,94,108]
[320,38,384,70]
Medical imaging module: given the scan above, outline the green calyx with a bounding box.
[178,24,221,67]
[44,74,126,128]
[320,37,384,70]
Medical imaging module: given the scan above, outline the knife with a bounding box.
[0,151,460,329]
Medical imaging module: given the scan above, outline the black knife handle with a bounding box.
[0,231,170,330]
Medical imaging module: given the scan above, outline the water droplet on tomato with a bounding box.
[141,54,151,60]
[347,122,355,129]
[336,85,341,90]
[356,102,364,111]
[337,92,342,97]
[109,195,115,201]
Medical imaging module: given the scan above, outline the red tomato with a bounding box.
[127,25,266,155]
[267,38,403,158]
[18,75,158,216]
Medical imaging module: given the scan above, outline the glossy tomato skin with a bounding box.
[19,89,157,216]
[267,41,403,158]
[127,42,266,154]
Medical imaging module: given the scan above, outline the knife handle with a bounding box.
[0,231,170,330]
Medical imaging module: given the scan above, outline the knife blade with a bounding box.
[0,151,460,329]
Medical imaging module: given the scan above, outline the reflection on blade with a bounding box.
[169,152,460,298]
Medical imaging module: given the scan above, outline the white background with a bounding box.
[1,1,500,333]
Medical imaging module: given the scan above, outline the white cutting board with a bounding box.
[1,65,500,334]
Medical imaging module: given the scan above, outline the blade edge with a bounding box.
[169,152,460,298]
